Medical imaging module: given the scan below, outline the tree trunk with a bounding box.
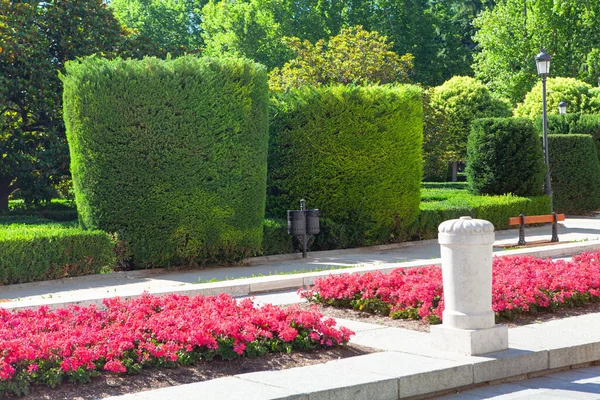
[451,161,458,182]
[0,177,14,212]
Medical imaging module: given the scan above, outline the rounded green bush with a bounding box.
[62,56,269,267]
[267,84,423,246]
[515,77,600,118]
[548,134,600,214]
[430,76,512,161]
[467,118,545,197]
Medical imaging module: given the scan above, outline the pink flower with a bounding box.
[104,359,127,373]
[300,250,600,324]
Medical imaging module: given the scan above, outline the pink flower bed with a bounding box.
[0,293,353,396]
[301,251,600,324]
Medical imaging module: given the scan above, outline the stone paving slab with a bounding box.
[440,369,600,399]
[509,315,600,369]
[471,348,549,384]
[238,360,399,400]
[519,376,600,397]
[322,317,386,333]
[550,366,600,381]
[342,352,473,398]
[103,376,308,400]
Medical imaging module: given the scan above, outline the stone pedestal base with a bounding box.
[430,324,508,356]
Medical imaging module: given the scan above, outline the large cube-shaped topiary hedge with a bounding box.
[62,56,269,267]
[548,134,600,214]
[267,85,423,246]
[467,118,546,197]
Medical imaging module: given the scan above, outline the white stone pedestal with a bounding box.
[430,324,508,356]
[431,216,508,356]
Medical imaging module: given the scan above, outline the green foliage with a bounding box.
[0,222,114,285]
[201,0,314,70]
[535,113,600,156]
[267,84,423,246]
[0,0,179,211]
[467,118,545,197]
[415,189,551,239]
[62,56,269,268]
[269,26,414,92]
[261,216,386,254]
[422,88,452,181]
[261,219,293,256]
[430,76,512,162]
[422,181,468,191]
[110,0,207,51]
[4,199,77,222]
[515,78,600,118]
[262,182,550,256]
[0,1,118,209]
[343,0,458,85]
[548,135,600,214]
[201,0,486,86]
[536,113,581,136]
[473,0,600,103]
[427,1,496,80]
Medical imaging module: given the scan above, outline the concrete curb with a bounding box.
[3,239,600,312]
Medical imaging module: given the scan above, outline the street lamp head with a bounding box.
[535,51,552,76]
[558,100,568,114]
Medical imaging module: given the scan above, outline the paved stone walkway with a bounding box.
[3,217,600,311]
[440,366,600,399]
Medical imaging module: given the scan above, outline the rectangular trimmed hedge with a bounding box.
[62,56,270,268]
[467,118,545,197]
[414,186,550,239]
[548,134,600,214]
[4,199,77,222]
[537,113,600,155]
[261,192,551,252]
[0,223,114,285]
[267,84,423,247]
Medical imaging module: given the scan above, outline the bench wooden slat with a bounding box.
[509,214,565,226]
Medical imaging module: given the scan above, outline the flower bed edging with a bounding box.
[0,293,353,397]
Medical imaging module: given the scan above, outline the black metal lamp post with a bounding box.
[535,50,553,210]
[558,100,568,115]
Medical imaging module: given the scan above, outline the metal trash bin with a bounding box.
[287,200,320,258]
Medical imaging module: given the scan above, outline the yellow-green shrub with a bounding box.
[267,84,423,246]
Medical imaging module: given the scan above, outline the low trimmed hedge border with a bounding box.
[414,193,550,240]
[261,189,551,253]
[3,200,78,222]
[0,223,115,285]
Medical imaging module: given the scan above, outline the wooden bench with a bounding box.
[508,213,565,246]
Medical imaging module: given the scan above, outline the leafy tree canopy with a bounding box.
[430,76,512,161]
[201,0,332,70]
[514,77,600,118]
[473,0,600,104]
[0,0,173,210]
[109,0,207,51]
[268,26,414,92]
[201,0,482,85]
